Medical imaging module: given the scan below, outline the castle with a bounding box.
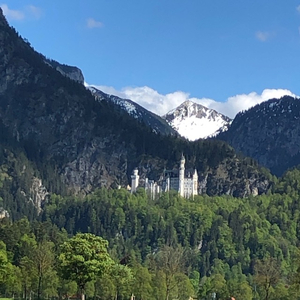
[131,154,198,198]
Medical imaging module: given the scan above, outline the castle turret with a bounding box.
[192,169,198,196]
[179,154,185,197]
[131,168,139,193]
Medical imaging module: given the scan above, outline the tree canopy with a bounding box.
[59,233,113,300]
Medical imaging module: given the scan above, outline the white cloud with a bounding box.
[0,3,42,21]
[26,5,42,19]
[87,18,103,29]
[90,85,297,119]
[92,85,193,116]
[0,4,24,20]
[297,5,300,13]
[214,89,296,118]
[255,31,273,42]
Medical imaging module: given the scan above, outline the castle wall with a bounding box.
[131,155,198,198]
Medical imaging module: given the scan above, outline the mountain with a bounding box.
[163,100,232,140]
[87,86,176,136]
[0,7,275,218]
[217,95,300,176]
[46,59,85,84]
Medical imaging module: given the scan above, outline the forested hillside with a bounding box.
[218,96,300,176]
[1,167,300,300]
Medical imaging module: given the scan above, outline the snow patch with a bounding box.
[164,100,231,140]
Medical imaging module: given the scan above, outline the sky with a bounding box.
[2,1,300,118]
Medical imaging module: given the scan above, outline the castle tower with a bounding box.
[179,154,185,197]
[166,176,170,192]
[192,169,198,196]
[131,168,139,193]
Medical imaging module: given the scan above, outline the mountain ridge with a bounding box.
[88,86,176,136]
[217,95,300,176]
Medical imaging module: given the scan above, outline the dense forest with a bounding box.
[1,167,300,300]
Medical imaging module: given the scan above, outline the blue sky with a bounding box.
[2,1,300,117]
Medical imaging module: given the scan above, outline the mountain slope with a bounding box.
[88,86,176,136]
[46,59,85,84]
[218,95,300,176]
[163,100,232,140]
[0,8,274,202]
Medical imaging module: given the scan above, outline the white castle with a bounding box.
[131,154,198,198]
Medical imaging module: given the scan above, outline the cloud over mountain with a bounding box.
[0,4,24,20]
[91,84,296,118]
[0,3,42,21]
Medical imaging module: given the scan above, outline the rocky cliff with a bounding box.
[46,59,85,84]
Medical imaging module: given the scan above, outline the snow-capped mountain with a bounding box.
[87,86,176,136]
[163,100,232,141]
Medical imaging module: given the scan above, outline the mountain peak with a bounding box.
[0,7,9,27]
[163,100,232,141]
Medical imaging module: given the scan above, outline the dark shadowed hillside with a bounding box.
[218,96,300,176]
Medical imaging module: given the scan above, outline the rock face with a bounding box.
[163,100,232,140]
[0,8,273,199]
[0,208,9,219]
[0,139,48,217]
[218,96,300,176]
[30,177,49,213]
[198,158,271,197]
[46,59,85,84]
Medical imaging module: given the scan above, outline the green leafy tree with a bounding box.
[132,264,153,300]
[59,233,113,300]
[175,273,194,300]
[153,245,186,300]
[94,273,116,300]
[20,255,37,300]
[14,233,37,265]
[227,279,252,300]
[0,241,8,282]
[110,263,133,300]
[151,270,167,300]
[4,264,22,298]
[34,241,57,299]
[198,274,228,300]
[254,257,281,300]
[57,280,77,300]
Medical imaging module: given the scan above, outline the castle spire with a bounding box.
[179,153,185,197]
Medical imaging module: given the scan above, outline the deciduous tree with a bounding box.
[59,233,113,300]
[254,257,280,300]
